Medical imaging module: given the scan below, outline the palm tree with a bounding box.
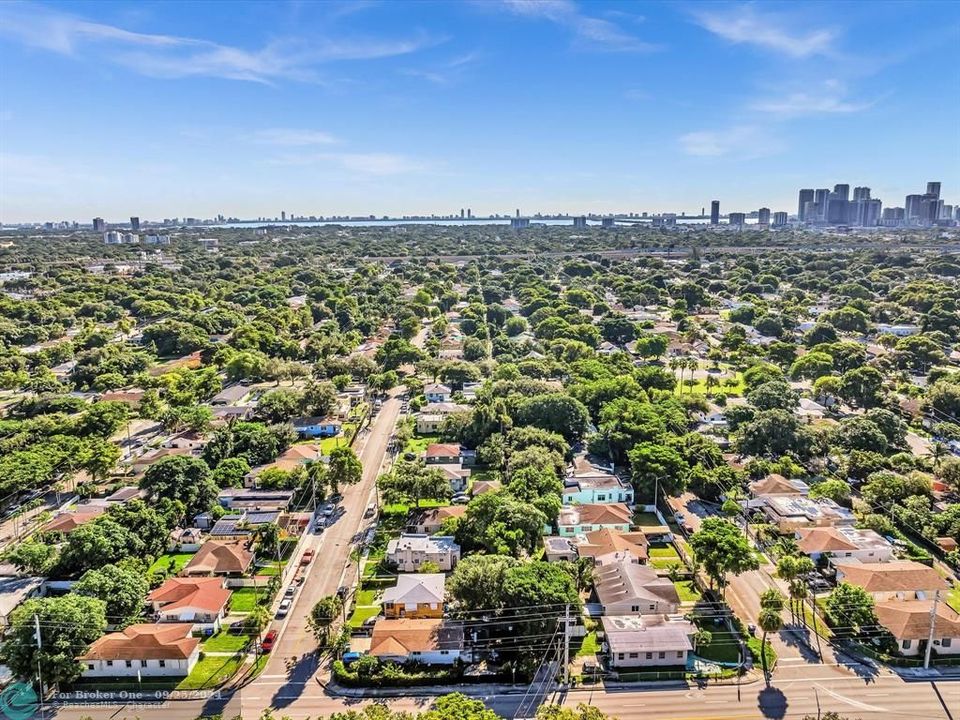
[669,358,682,393]
[775,556,799,623]
[758,588,785,683]
[685,357,699,393]
[928,442,948,473]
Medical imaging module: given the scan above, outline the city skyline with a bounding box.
[2,1,959,222]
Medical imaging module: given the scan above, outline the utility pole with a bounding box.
[563,603,571,686]
[924,589,940,670]
[34,614,45,720]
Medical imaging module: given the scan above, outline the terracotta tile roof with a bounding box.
[577,528,649,562]
[425,443,461,458]
[369,619,462,656]
[182,541,253,575]
[833,560,949,593]
[42,507,105,534]
[750,474,808,496]
[147,577,230,614]
[875,600,960,640]
[79,624,198,661]
[796,526,890,554]
[470,480,501,496]
[559,503,632,527]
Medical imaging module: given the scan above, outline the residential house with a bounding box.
[875,600,960,657]
[147,577,230,634]
[42,507,105,535]
[382,574,445,619]
[167,527,203,552]
[832,560,949,602]
[210,385,251,406]
[245,444,322,487]
[210,406,255,424]
[424,443,475,466]
[182,541,254,577]
[543,536,578,563]
[759,496,854,532]
[470,479,501,496]
[415,403,470,434]
[796,398,827,423]
[0,577,44,628]
[369,619,467,665]
[217,489,293,512]
[602,615,695,668]
[163,431,206,451]
[209,515,252,539]
[593,560,680,615]
[386,534,460,572]
[104,486,149,504]
[99,389,146,410]
[79,624,199,678]
[406,505,467,535]
[563,457,633,505]
[424,384,452,403]
[555,503,632,537]
[291,416,341,439]
[748,474,810,499]
[576,528,650,566]
[796,526,893,565]
[131,446,194,475]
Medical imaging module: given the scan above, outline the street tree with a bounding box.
[688,518,759,595]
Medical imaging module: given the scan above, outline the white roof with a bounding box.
[382,574,445,606]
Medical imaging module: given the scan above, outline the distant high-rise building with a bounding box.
[710,200,720,225]
[757,208,771,226]
[460,208,464,219]
[467,208,472,219]
[833,184,850,202]
[601,217,615,228]
[103,231,122,244]
[130,216,140,231]
[853,187,870,202]
[926,182,941,199]
[510,217,530,230]
[905,194,925,221]
[798,189,814,221]
[728,212,746,227]
[855,198,882,227]
[281,211,286,221]
[573,216,588,228]
[826,193,849,224]
[814,189,830,220]
[941,204,953,220]
[515,208,520,218]
[772,212,788,227]
[881,207,905,226]
[93,217,106,232]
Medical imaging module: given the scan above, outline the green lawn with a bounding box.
[148,552,193,576]
[348,605,381,628]
[230,587,270,612]
[320,433,351,455]
[674,580,702,603]
[633,511,662,527]
[404,433,439,455]
[355,588,380,606]
[948,585,960,614]
[178,655,244,690]
[649,544,683,569]
[576,631,601,658]
[202,630,250,653]
[254,560,285,576]
[695,628,741,664]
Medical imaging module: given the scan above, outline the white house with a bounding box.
[386,534,460,572]
[79,624,200,678]
[875,600,960,657]
[593,560,680,616]
[382,574,445,619]
[832,560,949,602]
[424,384,452,403]
[602,615,695,668]
[563,457,633,505]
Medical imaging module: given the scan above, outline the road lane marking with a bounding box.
[815,682,889,713]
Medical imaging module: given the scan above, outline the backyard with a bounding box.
[148,552,193,576]
[649,544,683,569]
[202,630,251,654]
[404,433,439,456]
[230,587,271,612]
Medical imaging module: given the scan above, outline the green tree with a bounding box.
[688,518,759,594]
[758,588,784,681]
[140,455,218,516]
[422,692,503,720]
[838,366,884,408]
[308,594,343,643]
[327,446,363,492]
[824,582,878,637]
[455,492,547,558]
[378,460,451,508]
[0,594,107,687]
[628,442,688,503]
[74,563,148,625]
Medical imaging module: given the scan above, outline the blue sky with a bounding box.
[1,0,958,222]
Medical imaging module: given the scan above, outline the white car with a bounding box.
[277,599,292,618]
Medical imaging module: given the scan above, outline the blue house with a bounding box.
[292,416,342,439]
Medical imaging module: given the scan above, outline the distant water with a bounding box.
[210,217,759,229]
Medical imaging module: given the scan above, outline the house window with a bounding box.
[87,663,94,670]
[412,651,421,656]
[617,653,624,660]
[106,660,113,667]
[159,660,166,668]
[631,605,639,612]
[649,604,656,611]
[902,640,912,650]
[942,638,953,648]
[597,495,606,502]
[440,650,449,655]
[677,652,684,659]
[141,660,148,667]
[125,660,132,668]
[629,652,638,659]
[646,652,652,660]
[658,652,665,659]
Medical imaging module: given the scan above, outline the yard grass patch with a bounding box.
[202,630,250,653]
[230,587,270,613]
[148,553,193,576]
[178,655,244,690]
[947,585,960,615]
[694,628,741,664]
[649,544,683,569]
[404,434,439,455]
[576,631,600,658]
[348,605,381,628]
[674,580,701,603]
[632,511,662,527]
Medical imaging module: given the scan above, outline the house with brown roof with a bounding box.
[79,624,200,677]
[555,503,632,537]
[182,541,254,577]
[245,443,322,487]
[148,578,231,633]
[875,600,960,657]
[833,560,949,602]
[42,507,106,535]
[470,479,501,496]
[369,619,466,665]
[131,446,194,475]
[748,474,809,498]
[576,528,650,566]
[796,526,893,565]
[593,560,680,615]
[406,505,467,535]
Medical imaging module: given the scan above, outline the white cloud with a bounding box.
[500,0,659,52]
[246,129,338,146]
[751,80,873,118]
[678,125,783,159]
[402,51,482,85]
[0,2,434,83]
[694,6,837,58]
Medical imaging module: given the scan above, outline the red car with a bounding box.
[301,550,315,566]
[261,630,278,652]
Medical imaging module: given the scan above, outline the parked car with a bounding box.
[336,585,348,599]
[451,494,470,504]
[322,504,335,517]
[277,599,292,617]
[284,586,295,598]
[364,503,376,518]
[228,620,246,635]
[301,550,315,565]
[261,630,277,652]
